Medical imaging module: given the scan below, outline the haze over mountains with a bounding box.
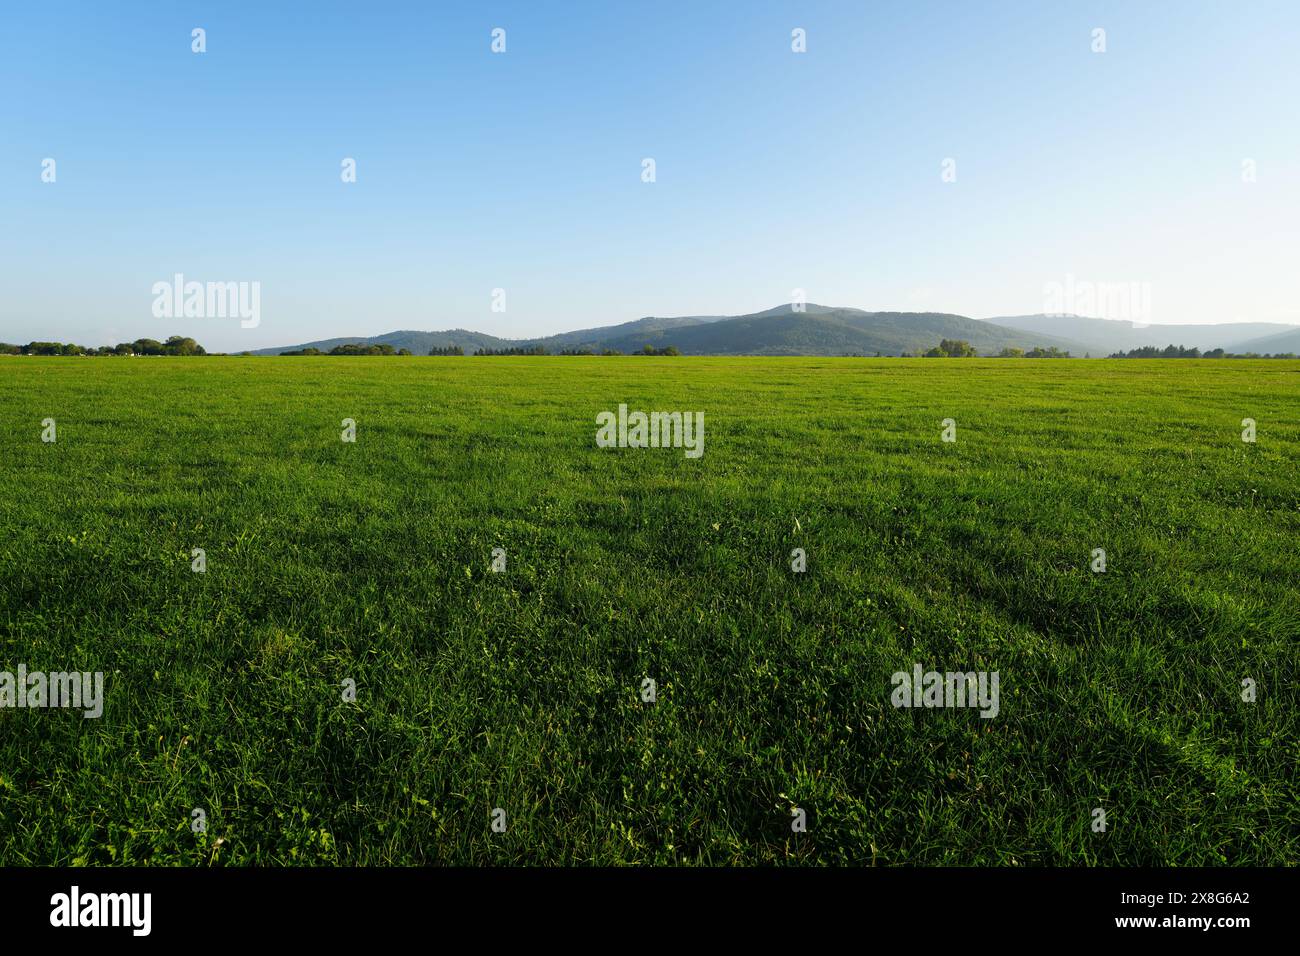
[976,314,1300,356]
[254,305,1300,357]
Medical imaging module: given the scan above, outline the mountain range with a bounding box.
[253,305,1300,357]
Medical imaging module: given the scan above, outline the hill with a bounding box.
[252,329,513,356]
[1218,327,1300,354]
[252,314,730,356]
[588,306,1087,356]
[981,314,1300,356]
[257,304,1088,356]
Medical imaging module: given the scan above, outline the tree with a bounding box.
[940,339,978,357]
[164,336,203,356]
[328,342,397,355]
[924,339,978,357]
[1110,344,1197,359]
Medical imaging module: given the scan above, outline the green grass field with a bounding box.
[0,357,1295,865]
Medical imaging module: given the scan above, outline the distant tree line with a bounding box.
[1108,344,1298,359]
[473,346,549,356]
[0,336,206,356]
[14,334,1290,360]
[283,344,413,356]
[996,346,1072,358]
[906,339,1072,358]
[905,339,1300,358]
[462,344,680,356]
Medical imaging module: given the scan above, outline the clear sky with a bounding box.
[2,0,1298,352]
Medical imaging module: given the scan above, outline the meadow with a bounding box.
[0,356,1295,865]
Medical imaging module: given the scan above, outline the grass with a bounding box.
[0,356,1295,865]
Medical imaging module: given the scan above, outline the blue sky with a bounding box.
[2,0,1298,352]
